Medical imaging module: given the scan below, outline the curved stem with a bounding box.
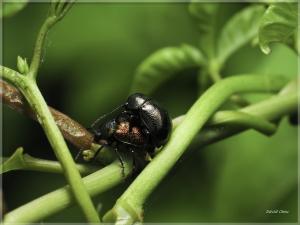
[29,16,56,79]
[208,62,249,107]
[208,111,276,135]
[29,0,74,79]
[3,161,133,224]
[194,91,297,147]
[173,111,277,135]
[104,74,288,222]
[1,66,100,223]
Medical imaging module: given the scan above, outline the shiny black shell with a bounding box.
[125,93,172,148]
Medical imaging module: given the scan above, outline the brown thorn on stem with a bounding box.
[1,80,94,150]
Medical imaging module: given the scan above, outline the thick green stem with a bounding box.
[104,74,288,222]
[3,161,132,224]
[1,66,100,223]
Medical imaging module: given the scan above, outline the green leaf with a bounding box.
[2,1,28,18]
[1,147,25,174]
[130,44,205,94]
[217,5,265,67]
[188,2,219,34]
[258,3,298,54]
[188,2,220,58]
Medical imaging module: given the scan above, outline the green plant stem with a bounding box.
[1,66,100,223]
[173,110,276,135]
[8,155,98,174]
[172,81,297,148]
[3,161,132,224]
[208,60,222,82]
[194,91,297,147]
[3,82,296,224]
[29,16,56,79]
[29,0,74,79]
[0,147,99,175]
[104,74,288,222]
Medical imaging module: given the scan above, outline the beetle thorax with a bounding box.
[115,121,130,137]
[115,121,145,145]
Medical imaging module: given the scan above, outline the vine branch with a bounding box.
[29,0,75,79]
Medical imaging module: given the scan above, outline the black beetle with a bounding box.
[89,93,172,170]
[125,93,172,148]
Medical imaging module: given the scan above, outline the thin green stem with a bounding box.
[3,82,296,224]
[3,161,133,224]
[194,91,297,147]
[1,66,100,223]
[208,60,222,83]
[1,147,99,175]
[104,74,288,222]
[29,16,56,79]
[12,155,98,174]
[173,111,277,135]
[28,0,74,79]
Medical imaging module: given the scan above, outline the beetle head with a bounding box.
[126,93,147,110]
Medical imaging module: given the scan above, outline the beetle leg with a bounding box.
[92,145,104,162]
[129,148,146,175]
[129,148,138,174]
[114,148,125,178]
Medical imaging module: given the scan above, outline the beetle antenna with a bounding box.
[114,148,125,178]
[90,104,125,129]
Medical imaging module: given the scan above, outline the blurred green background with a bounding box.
[2,2,298,223]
